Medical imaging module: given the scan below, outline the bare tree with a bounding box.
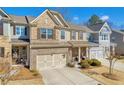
[52,7,72,23]
[106,52,119,75]
[0,52,20,85]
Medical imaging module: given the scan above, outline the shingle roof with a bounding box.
[68,41,99,47]
[68,23,93,32]
[112,30,124,35]
[9,15,35,24]
[88,23,104,31]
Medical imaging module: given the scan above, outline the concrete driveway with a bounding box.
[40,67,102,85]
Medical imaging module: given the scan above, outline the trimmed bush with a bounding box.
[80,61,90,68]
[90,59,101,66]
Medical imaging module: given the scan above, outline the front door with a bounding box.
[12,46,27,65]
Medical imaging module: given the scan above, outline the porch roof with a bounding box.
[11,39,29,45]
[110,42,117,46]
[68,41,99,47]
[30,41,71,48]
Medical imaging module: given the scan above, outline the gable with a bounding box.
[0,9,10,19]
[34,11,57,27]
[99,22,111,33]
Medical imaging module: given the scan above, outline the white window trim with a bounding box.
[15,26,26,36]
[60,30,65,40]
[40,28,53,39]
[123,35,124,42]
[72,31,76,40]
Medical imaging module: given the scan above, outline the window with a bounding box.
[0,47,4,57]
[112,37,115,42]
[61,30,65,39]
[0,21,3,35]
[79,32,83,40]
[45,18,48,24]
[100,33,108,40]
[72,31,76,40]
[15,26,27,36]
[123,36,124,42]
[40,28,53,39]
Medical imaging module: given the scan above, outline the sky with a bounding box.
[2,7,124,30]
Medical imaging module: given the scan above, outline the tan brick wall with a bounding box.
[0,36,12,63]
[30,12,57,41]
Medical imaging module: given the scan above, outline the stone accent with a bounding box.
[0,36,12,63]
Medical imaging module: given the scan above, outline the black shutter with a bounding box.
[25,27,27,35]
[37,28,40,39]
[0,47,4,57]
[13,25,16,35]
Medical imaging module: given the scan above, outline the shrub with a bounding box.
[90,59,101,66]
[67,62,75,67]
[80,61,90,68]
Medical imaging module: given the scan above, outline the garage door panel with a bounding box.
[37,53,66,70]
[90,48,104,59]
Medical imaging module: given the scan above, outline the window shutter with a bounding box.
[70,31,72,40]
[0,47,4,57]
[13,25,16,35]
[37,28,40,39]
[53,29,56,39]
[25,27,27,35]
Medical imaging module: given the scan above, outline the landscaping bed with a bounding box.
[81,66,124,85]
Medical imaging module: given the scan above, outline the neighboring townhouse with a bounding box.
[0,9,12,62]
[111,30,124,55]
[88,22,116,59]
[29,9,98,70]
[0,9,35,66]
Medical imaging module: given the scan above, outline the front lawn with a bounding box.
[9,67,44,85]
[81,66,124,85]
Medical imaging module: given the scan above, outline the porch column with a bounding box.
[86,47,89,58]
[112,45,115,55]
[69,48,72,62]
[26,45,30,66]
[78,47,81,63]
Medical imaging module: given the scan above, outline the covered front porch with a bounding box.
[11,39,30,67]
[68,41,98,63]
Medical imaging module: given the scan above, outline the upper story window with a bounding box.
[79,32,83,40]
[100,32,108,40]
[0,21,3,35]
[61,30,65,39]
[72,31,76,40]
[15,26,27,36]
[112,37,115,42]
[40,28,53,39]
[123,36,124,42]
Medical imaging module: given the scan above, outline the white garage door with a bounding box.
[90,47,104,59]
[37,54,66,70]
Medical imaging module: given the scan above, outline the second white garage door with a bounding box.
[37,54,66,70]
[90,47,104,59]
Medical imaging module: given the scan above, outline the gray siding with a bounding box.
[111,31,124,55]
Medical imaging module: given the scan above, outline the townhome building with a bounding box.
[111,30,124,55]
[29,9,98,70]
[87,22,117,59]
[0,8,104,71]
